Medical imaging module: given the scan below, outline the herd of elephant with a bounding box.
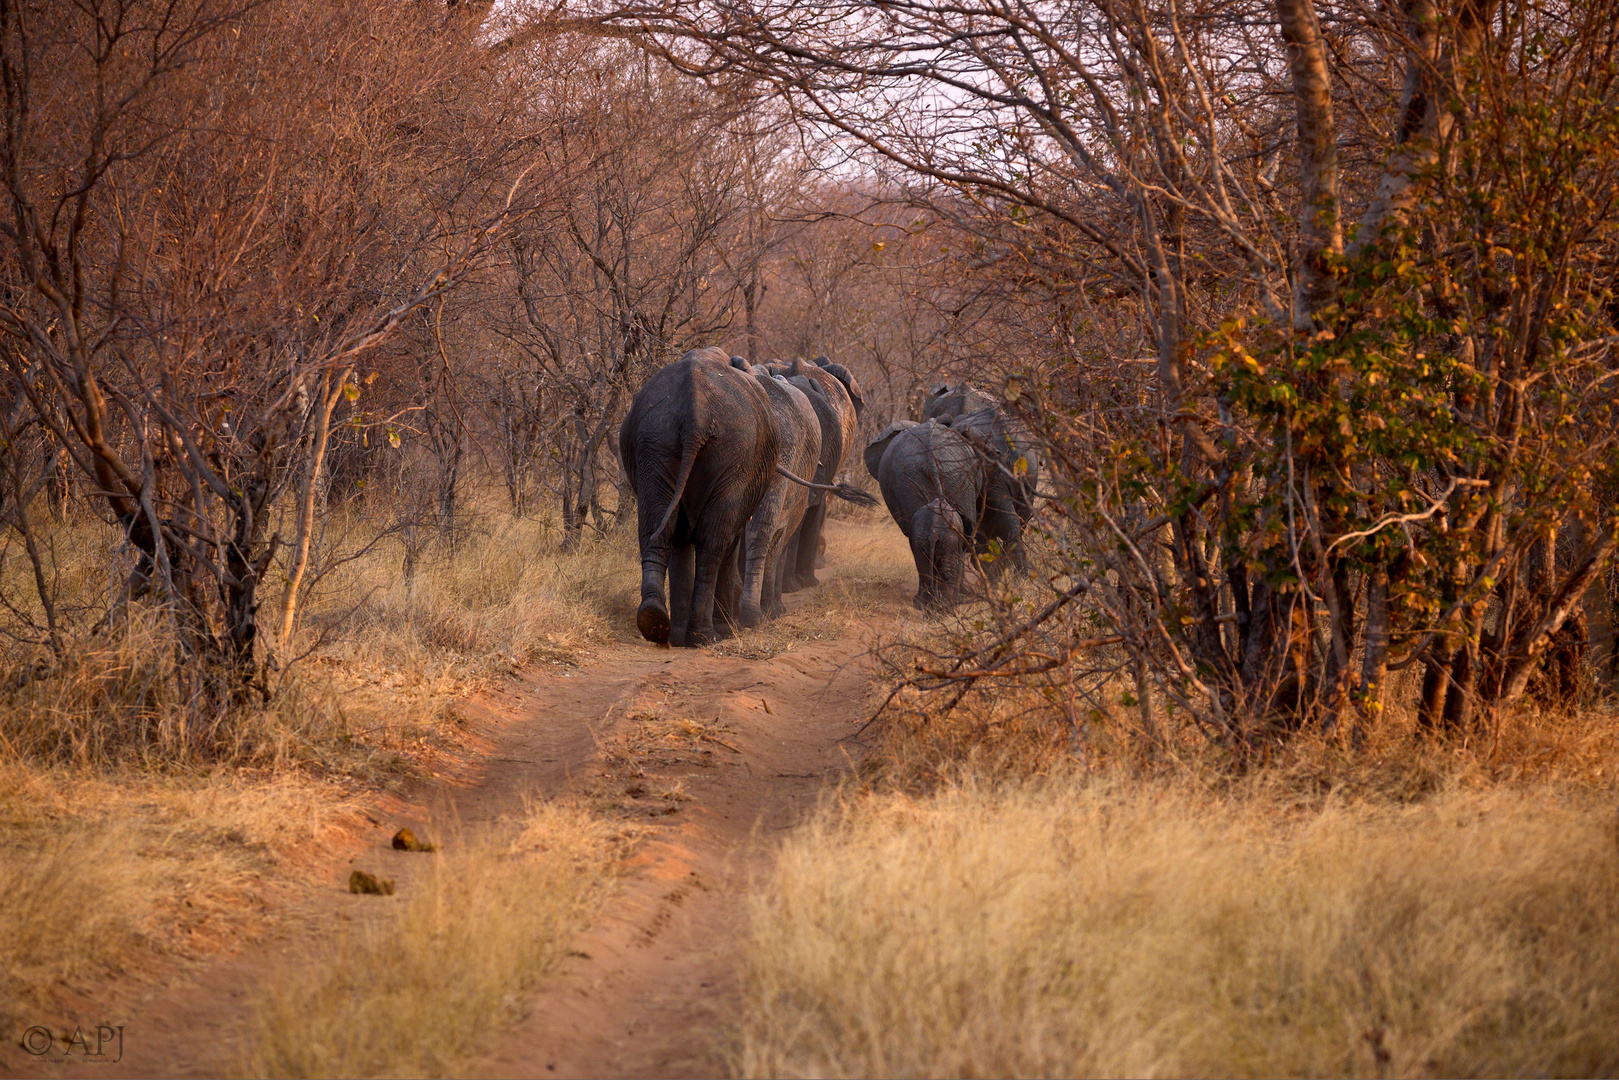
[618,346,1041,647]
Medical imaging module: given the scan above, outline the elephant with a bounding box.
[864,418,984,609]
[910,499,967,608]
[813,355,866,420]
[777,357,860,591]
[921,382,1042,572]
[922,381,998,422]
[948,406,1041,570]
[729,357,822,627]
[620,347,778,647]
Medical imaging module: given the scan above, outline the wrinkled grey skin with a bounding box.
[779,360,858,591]
[948,406,1040,570]
[865,418,983,609]
[814,355,866,420]
[729,357,822,627]
[922,382,997,422]
[910,499,966,609]
[619,347,778,647]
[921,383,1041,572]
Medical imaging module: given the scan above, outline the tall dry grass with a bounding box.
[742,781,1619,1079]
[0,490,643,770]
[0,489,641,1041]
[0,762,361,1032]
[239,799,622,1079]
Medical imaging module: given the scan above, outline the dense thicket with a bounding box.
[574,0,1619,745]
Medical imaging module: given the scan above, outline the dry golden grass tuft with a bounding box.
[239,799,624,1079]
[0,763,360,1031]
[742,780,1619,1079]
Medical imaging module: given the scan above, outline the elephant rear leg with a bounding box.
[668,543,696,648]
[740,521,772,629]
[683,537,733,647]
[713,538,743,640]
[791,501,828,589]
[766,544,789,617]
[636,539,672,644]
[760,527,788,618]
[780,531,805,593]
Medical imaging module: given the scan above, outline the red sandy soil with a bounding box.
[29,576,907,1080]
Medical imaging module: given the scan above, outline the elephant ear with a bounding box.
[789,374,824,398]
[864,420,917,480]
[825,363,864,417]
[729,356,751,372]
[813,355,832,368]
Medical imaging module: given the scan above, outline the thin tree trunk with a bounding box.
[275,367,351,658]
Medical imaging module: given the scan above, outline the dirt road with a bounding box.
[80,545,910,1079]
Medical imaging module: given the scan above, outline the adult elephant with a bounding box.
[948,406,1041,570]
[729,358,822,627]
[814,355,866,419]
[777,356,860,591]
[619,347,779,647]
[922,381,998,422]
[863,418,983,609]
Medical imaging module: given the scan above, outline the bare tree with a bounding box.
[0,0,532,718]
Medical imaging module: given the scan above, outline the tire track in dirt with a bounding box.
[65,574,905,1079]
[471,585,904,1078]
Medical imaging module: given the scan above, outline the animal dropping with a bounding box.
[391,827,436,852]
[349,869,396,896]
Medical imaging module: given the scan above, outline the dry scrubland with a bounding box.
[0,490,646,1041]
[241,800,620,1078]
[10,485,1619,1080]
[742,781,1619,1078]
[0,491,910,1065]
[739,653,1619,1079]
[736,526,1619,1079]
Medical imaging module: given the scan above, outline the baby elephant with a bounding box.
[865,418,983,610]
[909,498,967,609]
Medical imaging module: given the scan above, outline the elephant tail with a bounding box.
[652,437,700,543]
[775,466,880,508]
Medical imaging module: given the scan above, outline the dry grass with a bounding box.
[239,799,624,1079]
[0,489,640,1046]
[710,511,920,661]
[0,762,360,1032]
[0,490,643,772]
[742,780,1619,1079]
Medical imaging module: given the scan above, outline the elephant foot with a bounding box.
[739,603,766,629]
[767,598,786,618]
[685,625,719,648]
[637,600,671,644]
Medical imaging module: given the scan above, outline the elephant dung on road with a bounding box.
[619,347,779,647]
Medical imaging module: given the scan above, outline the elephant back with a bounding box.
[951,406,1040,521]
[923,382,999,422]
[876,419,983,535]
[864,419,917,480]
